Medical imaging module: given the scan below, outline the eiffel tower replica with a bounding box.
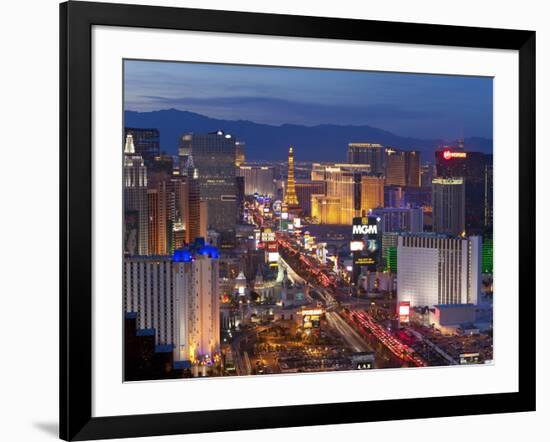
[283,146,301,214]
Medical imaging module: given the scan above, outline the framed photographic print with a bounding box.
[60,1,536,440]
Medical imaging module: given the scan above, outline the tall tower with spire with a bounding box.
[124,134,149,255]
[284,146,299,207]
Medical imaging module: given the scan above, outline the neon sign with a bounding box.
[443,150,467,160]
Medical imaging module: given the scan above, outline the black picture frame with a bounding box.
[60,1,536,440]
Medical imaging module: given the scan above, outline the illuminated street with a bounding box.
[218,196,493,375]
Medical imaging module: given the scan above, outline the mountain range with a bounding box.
[124,109,492,162]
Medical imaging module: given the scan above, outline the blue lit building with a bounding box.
[124,244,221,375]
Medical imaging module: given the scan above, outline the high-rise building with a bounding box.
[172,174,203,245]
[312,164,358,224]
[124,246,220,364]
[384,185,405,208]
[284,146,300,207]
[124,128,160,165]
[235,141,245,167]
[179,131,238,233]
[421,163,435,187]
[178,250,220,363]
[237,165,276,196]
[148,154,174,181]
[147,188,162,255]
[310,163,377,224]
[347,143,384,174]
[403,186,432,209]
[295,180,326,217]
[147,180,175,255]
[435,147,492,234]
[146,154,177,255]
[124,134,149,255]
[397,233,481,307]
[171,151,205,246]
[360,175,385,213]
[371,207,424,233]
[385,148,421,187]
[199,201,208,238]
[385,148,406,186]
[236,175,245,223]
[432,178,465,236]
[311,195,342,224]
[406,150,421,187]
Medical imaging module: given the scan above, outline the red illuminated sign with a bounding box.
[442,149,467,160]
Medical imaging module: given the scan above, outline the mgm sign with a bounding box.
[352,216,379,239]
[352,223,378,235]
[351,216,380,275]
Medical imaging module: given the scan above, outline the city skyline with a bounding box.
[124,60,493,140]
[123,61,493,382]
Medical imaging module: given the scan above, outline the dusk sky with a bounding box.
[124,60,493,140]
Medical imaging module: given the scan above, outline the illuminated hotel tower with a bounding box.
[124,247,220,366]
[397,233,481,307]
[124,134,149,255]
[284,146,299,206]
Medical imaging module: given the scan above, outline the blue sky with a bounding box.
[124,60,493,139]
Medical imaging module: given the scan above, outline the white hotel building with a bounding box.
[397,233,481,307]
[124,252,220,363]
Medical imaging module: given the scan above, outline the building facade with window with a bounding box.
[123,248,220,364]
[397,233,481,307]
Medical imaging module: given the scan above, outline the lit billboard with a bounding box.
[398,301,410,323]
[353,256,376,267]
[301,308,324,329]
[352,216,380,274]
[260,228,275,242]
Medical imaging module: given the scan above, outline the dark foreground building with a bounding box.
[125,313,192,381]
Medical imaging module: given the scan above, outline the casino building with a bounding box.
[397,233,481,307]
[123,244,220,366]
[310,163,383,225]
[124,134,149,256]
[179,131,239,235]
[347,142,385,174]
[385,147,421,187]
[435,147,493,234]
[237,165,276,197]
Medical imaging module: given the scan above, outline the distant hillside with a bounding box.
[124,109,493,162]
